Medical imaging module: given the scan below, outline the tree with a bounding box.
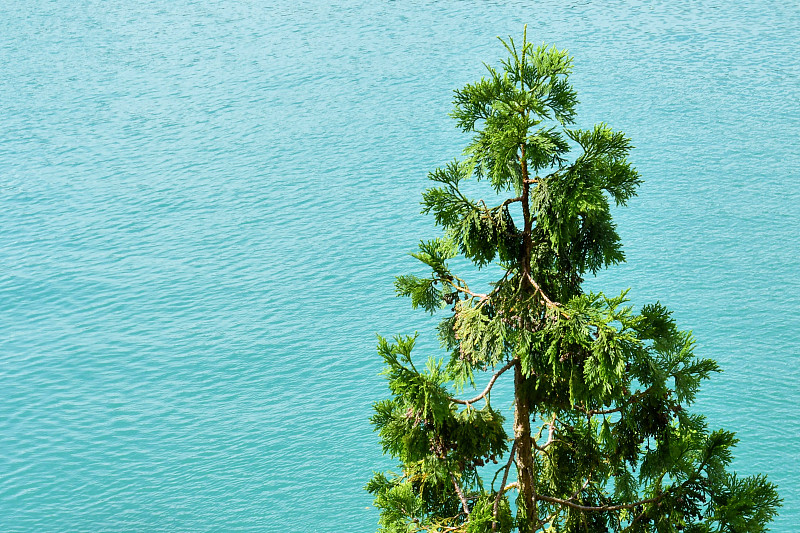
[366,29,781,533]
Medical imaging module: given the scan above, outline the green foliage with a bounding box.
[395,238,459,313]
[422,161,522,267]
[368,28,780,533]
[711,474,781,532]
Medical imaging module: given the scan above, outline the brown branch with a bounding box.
[492,440,517,532]
[476,269,513,308]
[500,196,523,208]
[621,445,717,531]
[540,457,701,519]
[533,415,558,452]
[445,279,487,300]
[534,477,572,530]
[552,416,577,433]
[535,493,660,512]
[566,478,592,501]
[500,481,519,493]
[450,473,471,518]
[450,359,517,406]
[445,270,510,307]
[534,511,558,533]
[417,520,461,533]
[534,438,562,454]
[579,387,653,417]
[477,283,504,307]
[520,144,532,285]
[523,272,561,310]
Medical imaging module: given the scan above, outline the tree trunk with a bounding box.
[520,144,532,283]
[513,360,536,532]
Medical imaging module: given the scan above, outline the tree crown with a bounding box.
[368,29,780,533]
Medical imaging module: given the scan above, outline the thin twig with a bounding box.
[578,387,653,417]
[534,511,558,532]
[621,448,715,531]
[445,279,487,300]
[491,441,517,532]
[450,359,517,406]
[523,272,560,309]
[547,414,556,446]
[501,481,519,492]
[534,415,558,452]
[535,493,660,512]
[568,478,591,501]
[499,196,523,208]
[450,473,471,518]
[445,271,508,306]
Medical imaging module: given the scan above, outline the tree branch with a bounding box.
[578,387,653,417]
[534,415,557,453]
[451,359,517,406]
[417,520,462,533]
[450,473,471,518]
[445,279,487,300]
[492,440,517,532]
[534,511,558,533]
[540,456,703,519]
[499,196,523,208]
[532,441,715,528]
[501,481,519,493]
[438,273,488,299]
[622,445,717,531]
[520,143,532,285]
[444,273,508,307]
[535,493,660,512]
[523,272,561,309]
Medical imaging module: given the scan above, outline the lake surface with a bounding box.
[1,0,798,530]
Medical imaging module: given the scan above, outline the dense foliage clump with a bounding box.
[368,29,780,533]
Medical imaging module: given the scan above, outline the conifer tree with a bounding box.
[367,29,781,533]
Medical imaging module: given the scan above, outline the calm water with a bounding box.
[1,0,798,531]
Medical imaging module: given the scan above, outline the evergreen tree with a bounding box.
[367,29,781,533]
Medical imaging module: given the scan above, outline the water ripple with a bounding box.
[1,0,798,531]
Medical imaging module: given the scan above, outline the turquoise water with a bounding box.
[1,0,798,530]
